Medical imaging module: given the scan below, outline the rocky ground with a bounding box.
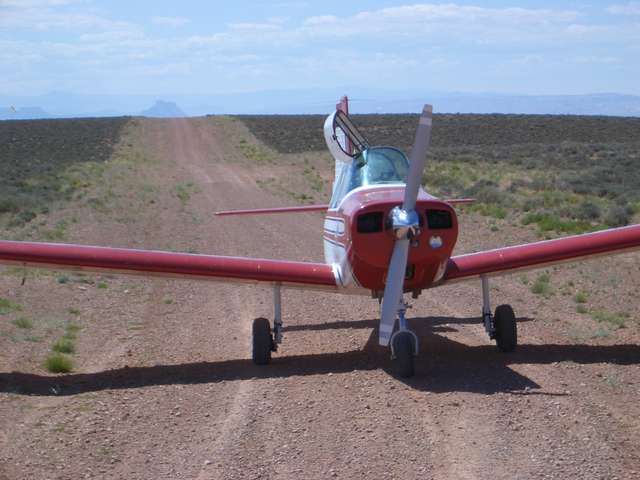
[1,117,639,479]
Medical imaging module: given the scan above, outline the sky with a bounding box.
[1,0,639,97]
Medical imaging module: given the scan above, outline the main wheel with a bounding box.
[494,304,517,352]
[252,317,273,365]
[392,331,415,378]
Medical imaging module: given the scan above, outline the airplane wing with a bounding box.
[214,198,474,216]
[0,240,339,291]
[215,204,329,216]
[441,224,640,284]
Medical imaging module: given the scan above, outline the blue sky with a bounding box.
[1,1,639,96]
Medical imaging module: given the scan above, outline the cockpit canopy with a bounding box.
[330,146,410,208]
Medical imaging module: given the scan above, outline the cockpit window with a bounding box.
[350,147,409,189]
[330,147,410,208]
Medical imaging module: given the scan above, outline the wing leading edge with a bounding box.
[442,224,640,284]
[0,240,339,291]
[214,198,475,216]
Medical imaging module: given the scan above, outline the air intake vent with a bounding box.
[357,212,383,233]
[426,210,452,229]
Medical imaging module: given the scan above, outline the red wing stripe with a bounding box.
[0,240,337,288]
[443,224,640,282]
[215,204,329,216]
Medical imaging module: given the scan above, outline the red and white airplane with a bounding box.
[2,97,640,377]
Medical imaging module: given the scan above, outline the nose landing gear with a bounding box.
[388,298,419,378]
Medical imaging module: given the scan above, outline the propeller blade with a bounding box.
[379,104,433,347]
[379,238,410,346]
[403,104,433,211]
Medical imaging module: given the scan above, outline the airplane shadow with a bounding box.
[1,315,638,397]
[284,315,534,334]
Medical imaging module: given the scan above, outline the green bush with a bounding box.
[591,310,628,329]
[52,338,75,354]
[464,180,509,205]
[11,317,33,329]
[574,292,588,304]
[521,212,594,235]
[64,322,81,340]
[575,201,601,221]
[531,273,553,296]
[0,298,22,315]
[0,198,19,213]
[45,353,73,373]
[604,205,633,227]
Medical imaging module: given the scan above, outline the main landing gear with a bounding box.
[251,284,283,365]
[481,275,518,352]
[252,278,517,372]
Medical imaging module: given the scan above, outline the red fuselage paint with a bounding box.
[325,187,459,292]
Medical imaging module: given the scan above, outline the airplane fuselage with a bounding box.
[324,185,459,295]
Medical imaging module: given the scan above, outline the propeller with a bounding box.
[379,104,433,346]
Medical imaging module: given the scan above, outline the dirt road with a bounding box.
[1,118,639,479]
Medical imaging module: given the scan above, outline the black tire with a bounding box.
[252,317,273,365]
[494,304,517,352]
[392,331,415,378]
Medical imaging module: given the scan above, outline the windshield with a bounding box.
[330,146,409,208]
[350,147,409,189]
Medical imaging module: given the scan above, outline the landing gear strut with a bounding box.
[481,275,517,352]
[251,284,284,365]
[389,298,419,378]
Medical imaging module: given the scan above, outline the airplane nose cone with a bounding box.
[389,206,420,240]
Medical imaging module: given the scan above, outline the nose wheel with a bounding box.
[391,330,416,378]
[387,298,419,378]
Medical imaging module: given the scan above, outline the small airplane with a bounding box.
[2,96,640,377]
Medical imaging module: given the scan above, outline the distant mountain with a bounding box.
[381,93,640,117]
[0,91,638,117]
[0,106,51,120]
[140,100,185,118]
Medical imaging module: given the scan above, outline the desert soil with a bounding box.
[1,117,639,480]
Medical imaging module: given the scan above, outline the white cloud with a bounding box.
[228,22,282,31]
[607,2,640,15]
[3,2,639,96]
[353,4,579,24]
[303,15,338,26]
[151,16,190,28]
[298,4,582,44]
[79,30,145,42]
